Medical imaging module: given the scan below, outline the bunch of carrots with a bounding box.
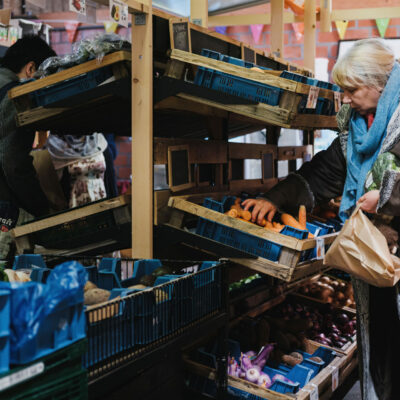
[225,199,312,237]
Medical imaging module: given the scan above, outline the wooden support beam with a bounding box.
[271,0,284,59]
[131,6,153,258]
[304,0,316,73]
[320,0,332,33]
[331,7,400,21]
[208,12,302,27]
[190,0,208,27]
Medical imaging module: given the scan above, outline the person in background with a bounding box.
[46,133,109,208]
[243,38,400,400]
[0,36,56,262]
[103,133,119,199]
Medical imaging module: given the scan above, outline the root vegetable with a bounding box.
[84,281,97,292]
[84,288,111,305]
[298,205,307,230]
[246,367,261,383]
[257,373,272,388]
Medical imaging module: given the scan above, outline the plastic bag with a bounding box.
[0,261,87,362]
[324,204,400,287]
[35,33,131,78]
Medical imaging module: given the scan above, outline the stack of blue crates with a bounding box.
[194,49,282,106]
[0,288,10,374]
[196,196,308,262]
[12,255,221,370]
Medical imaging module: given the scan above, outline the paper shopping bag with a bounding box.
[324,204,400,287]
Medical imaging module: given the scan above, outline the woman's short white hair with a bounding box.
[332,38,395,90]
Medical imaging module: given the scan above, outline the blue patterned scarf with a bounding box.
[339,62,400,221]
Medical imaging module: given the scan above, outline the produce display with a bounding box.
[297,275,355,309]
[268,299,356,350]
[229,273,263,293]
[0,268,30,282]
[225,199,313,236]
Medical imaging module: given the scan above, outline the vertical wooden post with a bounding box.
[131,2,153,258]
[190,0,208,27]
[320,0,332,33]
[271,0,284,58]
[304,0,316,73]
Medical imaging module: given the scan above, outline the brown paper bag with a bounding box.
[324,204,400,287]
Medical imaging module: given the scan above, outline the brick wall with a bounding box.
[227,19,400,80]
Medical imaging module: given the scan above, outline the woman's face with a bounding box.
[342,86,382,115]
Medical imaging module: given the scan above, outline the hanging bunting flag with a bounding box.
[292,22,304,42]
[104,21,118,34]
[250,24,264,44]
[69,0,86,16]
[335,20,348,40]
[376,18,390,38]
[215,26,227,35]
[64,21,80,43]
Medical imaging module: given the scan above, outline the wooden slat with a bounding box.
[228,142,278,159]
[271,0,284,58]
[131,8,153,258]
[320,0,332,33]
[208,12,303,27]
[11,195,131,237]
[278,145,313,160]
[331,6,400,21]
[8,51,131,99]
[190,0,208,27]
[304,0,317,73]
[291,114,338,129]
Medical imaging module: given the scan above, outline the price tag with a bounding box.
[110,0,129,27]
[306,86,319,109]
[316,237,325,259]
[69,0,86,15]
[334,91,342,112]
[310,386,319,400]
[0,362,44,391]
[330,366,339,391]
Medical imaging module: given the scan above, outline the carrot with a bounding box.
[298,205,307,230]
[281,213,305,230]
[234,197,241,205]
[225,209,238,218]
[240,210,252,221]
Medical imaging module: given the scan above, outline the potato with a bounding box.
[84,281,97,292]
[4,269,17,282]
[84,288,111,305]
[154,288,169,303]
[14,270,30,282]
[128,284,148,290]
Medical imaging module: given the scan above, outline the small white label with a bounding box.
[110,0,129,27]
[331,366,339,391]
[0,362,45,391]
[69,0,86,15]
[334,91,342,112]
[306,86,319,109]
[310,386,319,400]
[316,237,325,259]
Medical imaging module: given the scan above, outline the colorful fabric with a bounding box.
[68,153,107,208]
[339,62,400,221]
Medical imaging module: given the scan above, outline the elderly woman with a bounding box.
[242,38,400,399]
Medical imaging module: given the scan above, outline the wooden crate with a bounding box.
[8,51,131,134]
[185,338,357,400]
[11,195,131,255]
[167,195,337,282]
[160,49,338,130]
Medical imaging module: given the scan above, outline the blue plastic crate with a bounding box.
[32,66,114,107]
[9,282,85,365]
[196,197,308,262]
[13,254,51,283]
[194,68,282,106]
[0,289,10,373]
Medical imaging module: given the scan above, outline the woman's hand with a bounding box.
[357,190,380,213]
[241,198,277,225]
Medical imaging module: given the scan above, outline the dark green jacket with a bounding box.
[0,67,49,217]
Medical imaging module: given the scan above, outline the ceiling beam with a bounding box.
[208,6,400,27]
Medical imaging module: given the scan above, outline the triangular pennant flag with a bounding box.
[250,24,264,44]
[376,18,390,38]
[292,22,304,42]
[215,26,227,35]
[64,21,80,43]
[335,20,348,40]
[104,21,118,34]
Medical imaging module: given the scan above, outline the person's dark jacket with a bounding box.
[0,67,49,217]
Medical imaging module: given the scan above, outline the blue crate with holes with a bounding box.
[200,49,271,70]
[301,220,335,261]
[31,65,114,107]
[0,288,10,373]
[196,197,308,262]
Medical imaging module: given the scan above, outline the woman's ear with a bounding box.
[25,61,36,78]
